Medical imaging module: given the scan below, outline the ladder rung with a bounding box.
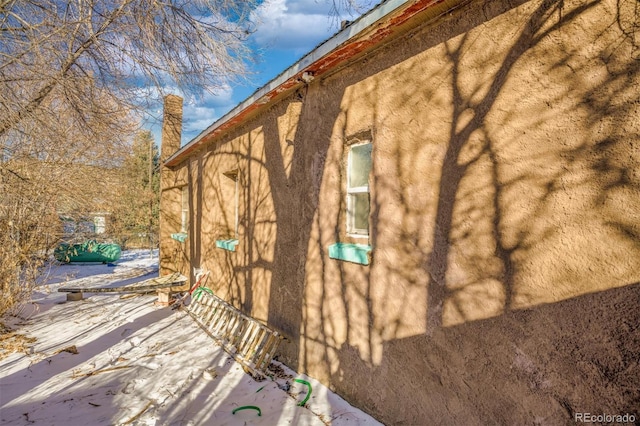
[184,290,284,378]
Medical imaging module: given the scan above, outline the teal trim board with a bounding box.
[171,233,188,243]
[216,239,239,252]
[328,242,372,265]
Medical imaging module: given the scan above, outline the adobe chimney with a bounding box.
[160,94,183,164]
[158,95,187,286]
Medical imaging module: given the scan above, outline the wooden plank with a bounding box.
[58,273,187,294]
[237,322,259,355]
[188,297,202,316]
[211,309,230,336]
[249,330,271,365]
[254,334,276,371]
[194,294,216,325]
[190,292,211,317]
[229,318,248,347]
[202,298,221,327]
[223,311,239,342]
[205,308,223,334]
[261,335,283,371]
[244,327,266,364]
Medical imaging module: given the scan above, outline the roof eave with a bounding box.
[164,0,461,168]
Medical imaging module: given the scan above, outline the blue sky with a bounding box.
[146,0,370,146]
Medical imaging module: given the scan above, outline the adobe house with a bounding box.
[159,0,640,423]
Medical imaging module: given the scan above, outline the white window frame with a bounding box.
[346,141,372,237]
[181,186,189,233]
[223,169,239,239]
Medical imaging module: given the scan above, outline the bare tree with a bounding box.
[0,80,132,316]
[109,130,161,250]
[0,0,371,316]
[0,0,257,136]
[0,0,256,316]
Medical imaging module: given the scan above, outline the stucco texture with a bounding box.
[162,0,640,423]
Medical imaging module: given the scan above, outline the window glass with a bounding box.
[348,143,372,189]
[347,142,372,235]
[349,192,370,231]
[181,186,189,233]
[223,170,239,239]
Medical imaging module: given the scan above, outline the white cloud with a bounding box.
[192,85,235,108]
[251,0,339,52]
[140,83,237,145]
[181,84,236,138]
[143,0,375,147]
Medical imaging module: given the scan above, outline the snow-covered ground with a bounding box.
[0,250,382,426]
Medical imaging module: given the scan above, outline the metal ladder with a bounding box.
[185,290,284,378]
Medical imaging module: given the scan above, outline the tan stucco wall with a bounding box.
[164,0,640,422]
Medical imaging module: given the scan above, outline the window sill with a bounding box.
[328,242,372,265]
[216,239,239,252]
[171,233,188,243]
[346,233,369,240]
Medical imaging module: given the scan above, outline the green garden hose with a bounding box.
[232,405,262,416]
[193,286,213,301]
[293,379,312,406]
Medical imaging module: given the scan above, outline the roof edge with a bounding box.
[164,0,459,167]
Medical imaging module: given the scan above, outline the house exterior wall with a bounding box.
[164,0,640,422]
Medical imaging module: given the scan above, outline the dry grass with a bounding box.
[0,323,37,361]
[71,365,132,379]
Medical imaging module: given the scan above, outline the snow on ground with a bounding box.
[0,250,382,426]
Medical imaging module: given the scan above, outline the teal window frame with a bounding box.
[171,232,188,243]
[216,239,239,252]
[328,242,372,265]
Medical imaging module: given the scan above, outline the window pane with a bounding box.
[182,187,189,211]
[348,192,370,233]
[181,211,189,233]
[348,143,372,188]
[181,187,189,232]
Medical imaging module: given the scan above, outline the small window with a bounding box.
[347,142,372,236]
[223,169,239,239]
[181,186,189,233]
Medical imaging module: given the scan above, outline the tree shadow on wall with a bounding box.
[183,0,640,423]
[425,0,640,328]
[196,85,348,369]
[197,148,245,302]
[303,0,640,423]
[259,86,348,369]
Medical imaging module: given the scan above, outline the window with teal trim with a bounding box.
[347,142,372,236]
[215,169,240,252]
[223,169,239,239]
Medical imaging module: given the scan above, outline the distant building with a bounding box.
[59,212,109,238]
[159,0,640,423]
